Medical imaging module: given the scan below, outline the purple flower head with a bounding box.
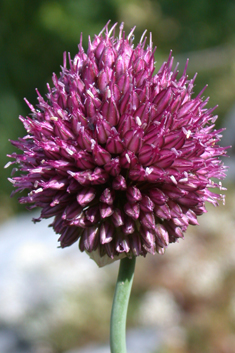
[7,22,228,266]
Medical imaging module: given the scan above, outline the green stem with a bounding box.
[110,256,136,353]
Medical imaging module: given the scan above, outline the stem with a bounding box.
[110,256,136,353]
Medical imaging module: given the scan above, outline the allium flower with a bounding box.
[7,22,228,266]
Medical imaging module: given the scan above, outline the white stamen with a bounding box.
[179,177,188,183]
[170,175,177,185]
[87,89,94,99]
[68,171,75,177]
[50,116,58,121]
[34,181,39,188]
[58,109,64,119]
[31,168,42,173]
[66,148,75,156]
[140,29,147,44]
[179,172,188,183]
[4,161,12,169]
[91,139,96,150]
[186,130,191,138]
[127,26,136,41]
[125,153,131,164]
[135,116,142,126]
[107,88,111,98]
[145,167,153,175]
[108,23,118,38]
[171,147,179,156]
[34,188,43,194]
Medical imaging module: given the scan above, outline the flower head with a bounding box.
[7,22,228,266]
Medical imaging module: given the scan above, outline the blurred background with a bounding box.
[0,0,235,352]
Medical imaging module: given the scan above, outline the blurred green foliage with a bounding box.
[1,0,235,218]
[156,0,235,51]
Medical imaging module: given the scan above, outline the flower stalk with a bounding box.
[110,256,136,353]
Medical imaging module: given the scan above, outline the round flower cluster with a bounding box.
[7,22,227,265]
